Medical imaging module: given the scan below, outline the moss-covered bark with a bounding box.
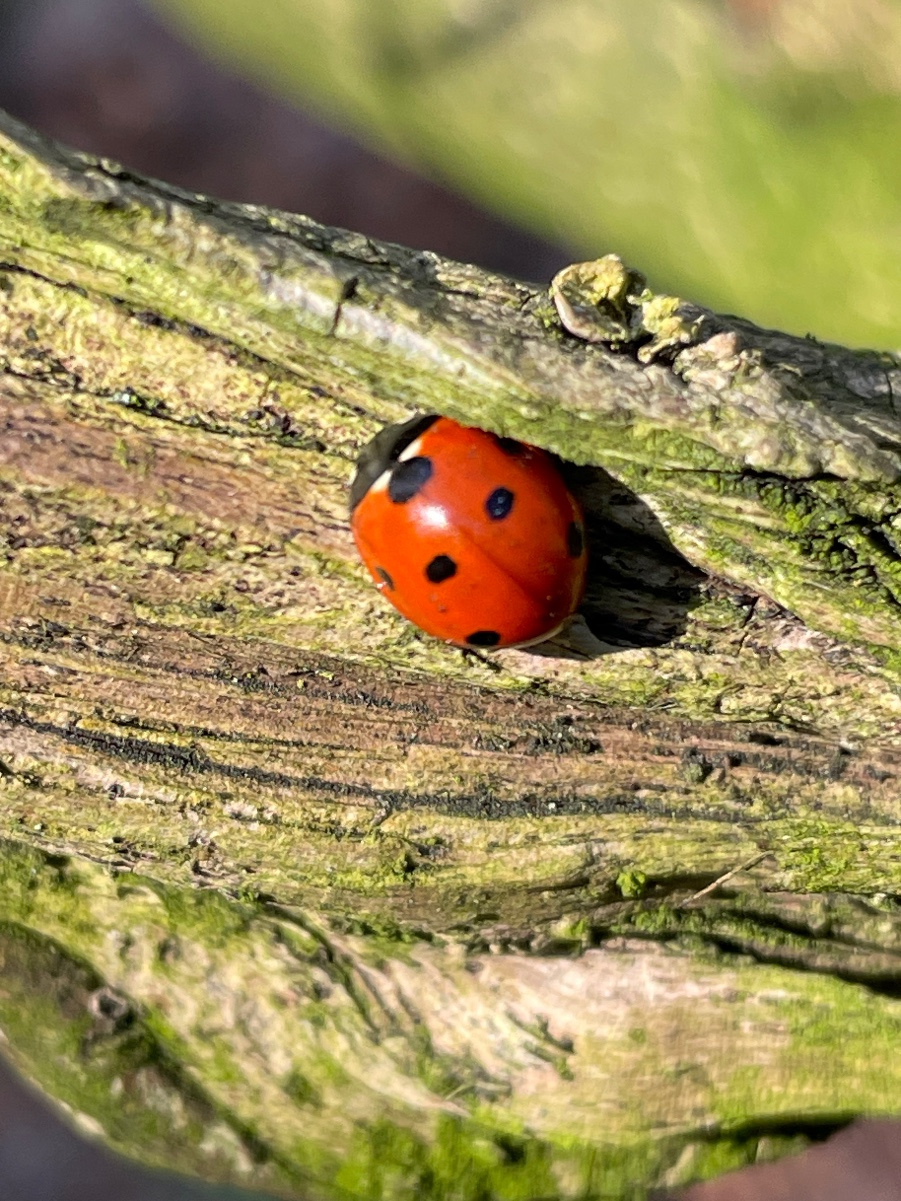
[1,110,901,1200]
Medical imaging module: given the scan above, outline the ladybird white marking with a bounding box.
[370,469,392,494]
[397,438,424,461]
[418,503,450,531]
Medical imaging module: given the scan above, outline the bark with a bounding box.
[0,109,900,1200]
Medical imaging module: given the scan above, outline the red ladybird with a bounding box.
[350,415,587,649]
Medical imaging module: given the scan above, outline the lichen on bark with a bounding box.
[0,109,901,1200]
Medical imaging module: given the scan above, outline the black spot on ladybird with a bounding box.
[426,554,457,584]
[567,521,584,558]
[389,456,432,503]
[376,566,395,589]
[349,414,439,512]
[485,487,514,520]
[466,630,501,648]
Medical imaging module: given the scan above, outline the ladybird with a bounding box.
[350,415,587,649]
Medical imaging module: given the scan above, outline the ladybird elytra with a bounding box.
[350,415,587,649]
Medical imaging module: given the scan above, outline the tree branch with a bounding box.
[1,109,901,1201]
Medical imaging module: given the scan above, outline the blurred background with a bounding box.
[0,0,900,1197]
[0,0,571,281]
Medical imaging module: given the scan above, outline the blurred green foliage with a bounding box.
[150,0,901,347]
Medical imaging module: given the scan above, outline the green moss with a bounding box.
[671,1137,778,1189]
[157,885,257,943]
[718,972,901,1122]
[283,1069,324,1109]
[336,1115,561,1201]
[616,869,648,900]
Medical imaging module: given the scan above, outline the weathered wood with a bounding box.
[1,110,900,1200]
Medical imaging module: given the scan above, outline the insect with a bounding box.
[350,414,587,649]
